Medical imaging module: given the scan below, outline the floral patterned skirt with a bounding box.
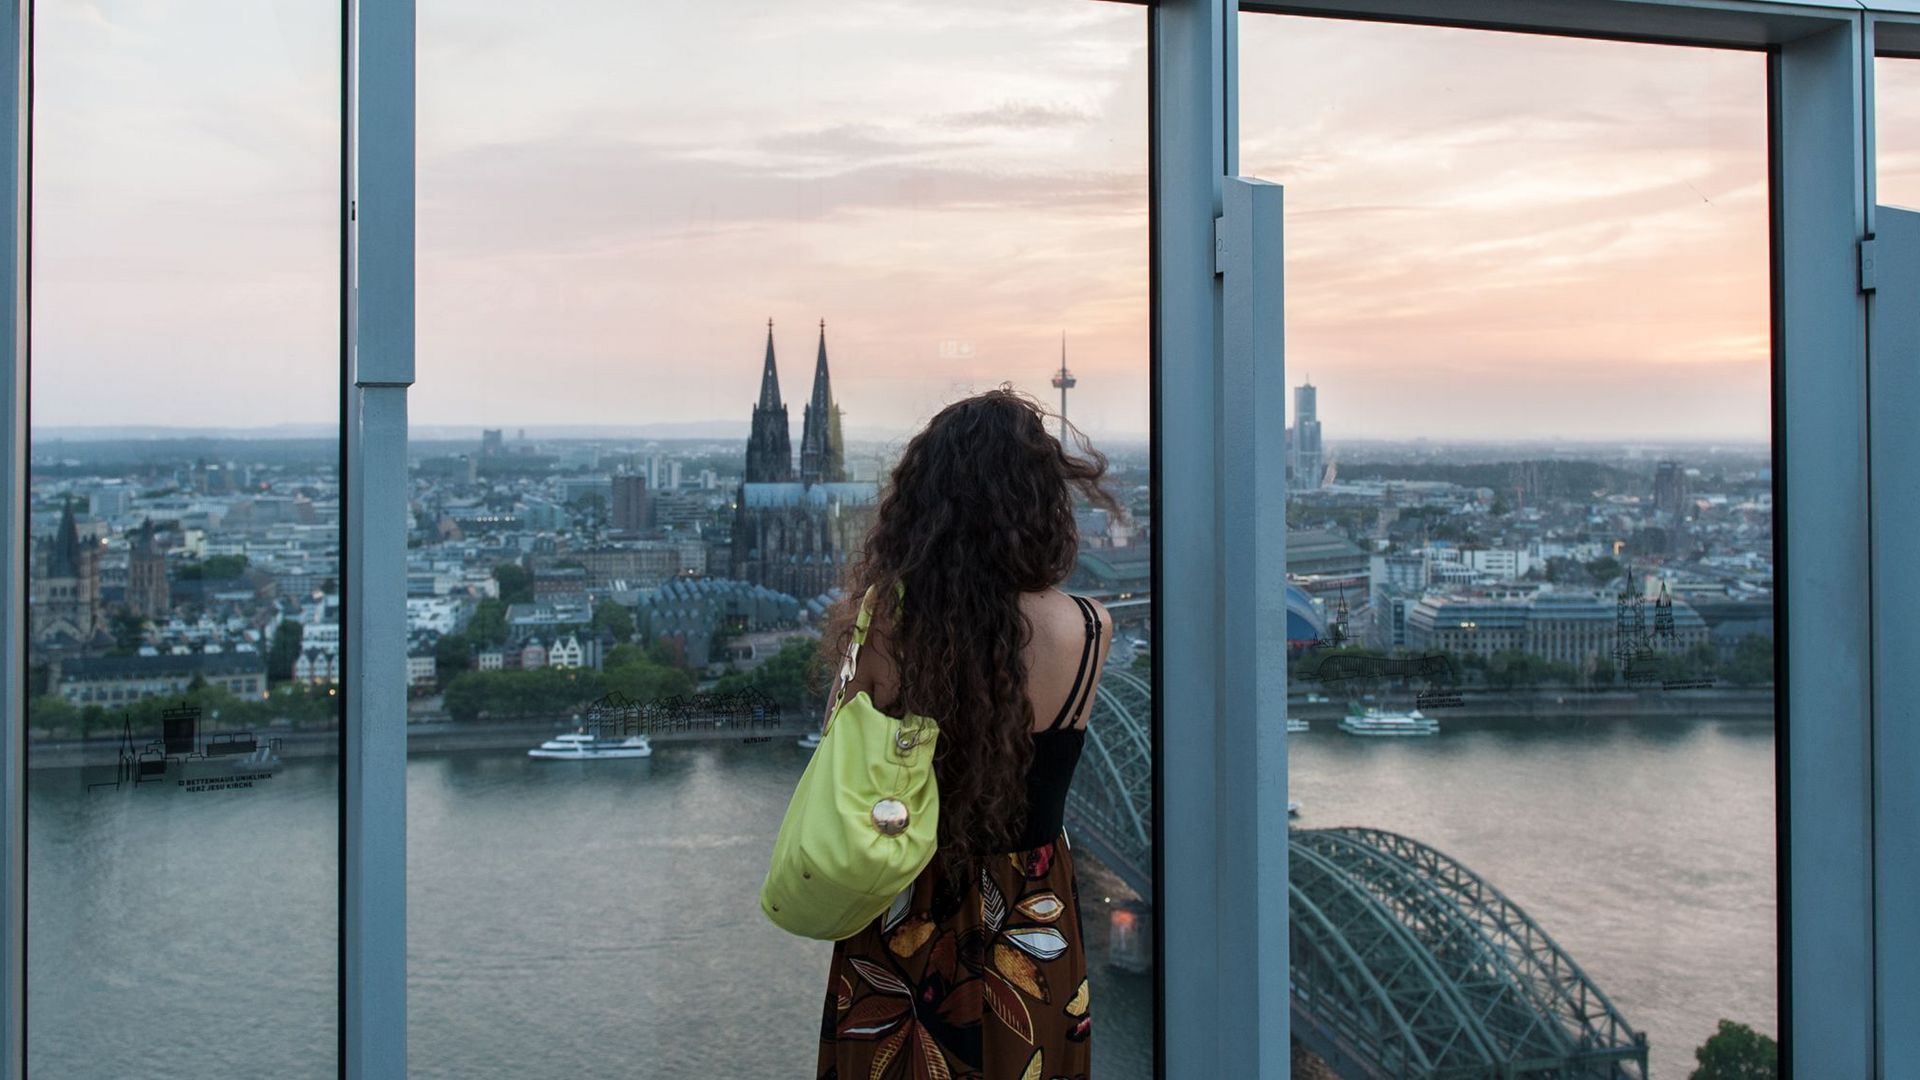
[817,833,1091,1080]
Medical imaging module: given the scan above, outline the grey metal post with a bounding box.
[344,0,414,1076]
[1773,18,1876,1077]
[1219,176,1289,1077]
[0,2,23,1076]
[1869,205,1920,1080]
[1152,1,1232,1075]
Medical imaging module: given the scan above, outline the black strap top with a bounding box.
[1007,594,1103,851]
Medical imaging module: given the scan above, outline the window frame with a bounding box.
[0,0,1910,1077]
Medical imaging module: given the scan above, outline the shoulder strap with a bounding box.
[1048,595,1102,732]
[833,585,880,714]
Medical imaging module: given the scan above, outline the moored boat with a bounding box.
[1337,703,1440,737]
[528,731,653,760]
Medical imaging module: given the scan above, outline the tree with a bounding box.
[108,610,148,656]
[434,632,473,689]
[591,601,635,644]
[467,598,509,645]
[1689,1019,1777,1080]
[177,553,249,581]
[1585,556,1623,585]
[268,621,305,682]
[1726,634,1774,687]
[492,563,534,605]
[712,638,825,713]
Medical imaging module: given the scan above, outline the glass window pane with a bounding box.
[1242,17,1776,1079]
[410,4,1151,1076]
[26,2,342,1076]
[1879,55,1920,209]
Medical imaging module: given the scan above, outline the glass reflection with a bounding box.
[409,2,1151,1076]
[25,1,342,1076]
[1244,16,1776,1079]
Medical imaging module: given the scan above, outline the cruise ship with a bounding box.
[1337,704,1440,737]
[528,731,653,760]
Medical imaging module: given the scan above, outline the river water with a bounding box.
[26,718,1773,1078]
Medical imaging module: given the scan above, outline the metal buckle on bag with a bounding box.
[871,798,910,835]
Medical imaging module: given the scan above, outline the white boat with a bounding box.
[1338,705,1440,737]
[528,731,652,760]
[797,730,822,750]
[1286,717,1309,733]
[1288,799,1301,816]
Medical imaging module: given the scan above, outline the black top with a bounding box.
[1007,594,1103,851]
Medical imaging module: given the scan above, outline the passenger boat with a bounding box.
[528,731,652,760]
[797,730,822,750]
[1337,704,1440,737]
[1286,717,1309,733]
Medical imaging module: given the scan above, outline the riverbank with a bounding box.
[1289,685,1774,727]
[24,717,817,769]
[26,685,1772,768]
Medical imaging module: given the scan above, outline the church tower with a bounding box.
[799,320,846,486]
[31,497,103,649]
[127,518,170,619]
[744,319,793,483]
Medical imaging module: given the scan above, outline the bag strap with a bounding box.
[830,583,894,719]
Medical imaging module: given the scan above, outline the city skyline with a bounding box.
[24,3,1919,440]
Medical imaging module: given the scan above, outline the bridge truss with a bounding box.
[1065,666,1154,891]
[1061,673,1648,1079]
[1290,827,1649,1079]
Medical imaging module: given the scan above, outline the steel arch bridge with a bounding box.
[1291,827,1648,1079]
[1065,684,1649,1079]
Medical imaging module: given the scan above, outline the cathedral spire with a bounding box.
[744,319,793,483]
[757,318,783,411]
[799,320,846,486]
[50,497,83,578]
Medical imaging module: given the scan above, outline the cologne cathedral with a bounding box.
[731,320,877,599]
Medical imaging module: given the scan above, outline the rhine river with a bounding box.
[27,716,1774,1078]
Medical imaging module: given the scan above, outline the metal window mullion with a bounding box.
[1150,1,1232,1076]
[0,1,23,1076]
[343,1,413,1078]
[1868,204,1920,1080]
[1219,175,1290,1078]
[1773,18,1877,1077]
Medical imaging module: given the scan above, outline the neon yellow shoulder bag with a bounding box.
[760,584,940,940]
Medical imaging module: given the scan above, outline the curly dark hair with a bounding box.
[820,386,1123,876]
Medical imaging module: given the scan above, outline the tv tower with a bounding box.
[1050,333,1076,443]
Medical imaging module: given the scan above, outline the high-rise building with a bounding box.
[798,320,847,486]
[745,320,794,483]
[481,429,504,458]
[1653,460,1690,520]
[610,474,650,534]
[1291,379,1324,491]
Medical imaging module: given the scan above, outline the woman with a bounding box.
[815,387,1120,1080]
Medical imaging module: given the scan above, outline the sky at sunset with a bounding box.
[23,0,1920,442]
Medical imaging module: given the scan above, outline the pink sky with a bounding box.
[24,2,1920,442]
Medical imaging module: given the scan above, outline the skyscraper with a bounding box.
[745,319,794,484]
[1653,460,1690,521]
[611,474,650,534]
[1292,379,1324,491]
[798,320,846,486]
